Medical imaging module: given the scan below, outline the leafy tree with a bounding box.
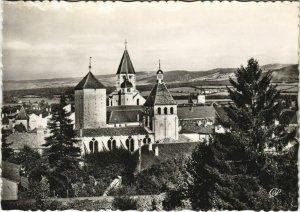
[186,58,297,210]
[1,128,13,160]
[43,95,81,195]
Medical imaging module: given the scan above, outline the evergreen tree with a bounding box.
[43,95,81,195]
[187,58,297,210]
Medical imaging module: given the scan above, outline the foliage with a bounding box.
[42,95,81,196]
[84,148,138,186]
[112,196,138,210]
[1,128,13,160]
[186,58,298,210]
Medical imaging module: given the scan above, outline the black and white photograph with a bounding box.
[1,1,299,210]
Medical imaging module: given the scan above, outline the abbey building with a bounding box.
[75,46,221,155]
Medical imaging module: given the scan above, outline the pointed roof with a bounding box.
[116,49,136,75]
[144,82,177,106]
[75,72,105,90]
[15,106,29,120]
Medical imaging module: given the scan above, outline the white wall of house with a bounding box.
[2,178,18,200]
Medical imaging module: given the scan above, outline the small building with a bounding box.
[15,106,29,131]
[1,161,21,200]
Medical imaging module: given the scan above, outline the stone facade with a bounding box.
[75,89,106,130]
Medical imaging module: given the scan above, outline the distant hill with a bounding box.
[3,64,298,91]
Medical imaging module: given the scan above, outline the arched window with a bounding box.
[137,99,140,105]
[170,107,174,114]
[143,138,147,144]
[89,141,94,153]
[108,139,112,151]
[126,139,130,150]
[130,138,135,152]
[164,107,168,115]
[94,140,99,153]
[158,107,161,115]
[112,140,117,150]
[147,138,151,144]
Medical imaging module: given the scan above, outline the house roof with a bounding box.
[81,126,148,137]
[75,71,105,90]
[280,109,298,125]
[214,106,231,122]
[14,123,27,133]
[107,109,143,123]
[144,82,177,106]
[7,132,46,149]
[116,49,136,75]
[177,105,216,120]
[2,161,21,183]
[15,106,29,120]
[179,124,214,134]
[139,142,200,170]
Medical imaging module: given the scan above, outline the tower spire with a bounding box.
[125,39,127,50]
[89,56,92,72]
[159,59,161,70]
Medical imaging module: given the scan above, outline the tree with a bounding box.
[187,58,297,210]
[1,128,13,160]
[43,95,81,195]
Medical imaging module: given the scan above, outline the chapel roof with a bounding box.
[107,109,143,123]
[80,126,148,137]
[116,49,136,75]
[75,71,105,90]
[144,82,177,106]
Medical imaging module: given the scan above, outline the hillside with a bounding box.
[3,64,298,91]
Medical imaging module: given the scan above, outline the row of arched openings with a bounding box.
[143,135,151,144]
[89,138,98,153]
[126,137,135,152]
[157,107,174,115]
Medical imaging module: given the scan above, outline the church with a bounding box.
[75,45,219,155]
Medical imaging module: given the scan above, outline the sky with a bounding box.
[2,1,299,80]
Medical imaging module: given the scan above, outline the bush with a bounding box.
[112,196,138,210]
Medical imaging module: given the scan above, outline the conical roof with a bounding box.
[15,106,29,120]
[116,49,136,75]
[75,72,105,90]
[144,82,177,106]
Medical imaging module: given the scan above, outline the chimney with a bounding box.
[154,146,159,156]
[197,94,206,104]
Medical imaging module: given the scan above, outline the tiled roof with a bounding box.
[2,161,21,183]
[280,109,298,125]
[144,82,177,106]
[7,132,46,150]
[179,124,214,134]
[139,142,200,170]
[214,106,230,122]
[177,106,216,120]
[14,123,27,133]
[81,126,148,137]
[15,106,29,120]
[107,110,143,123]
[116,49,136,75]
[107,105,144,112]
[75,72,105,90]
